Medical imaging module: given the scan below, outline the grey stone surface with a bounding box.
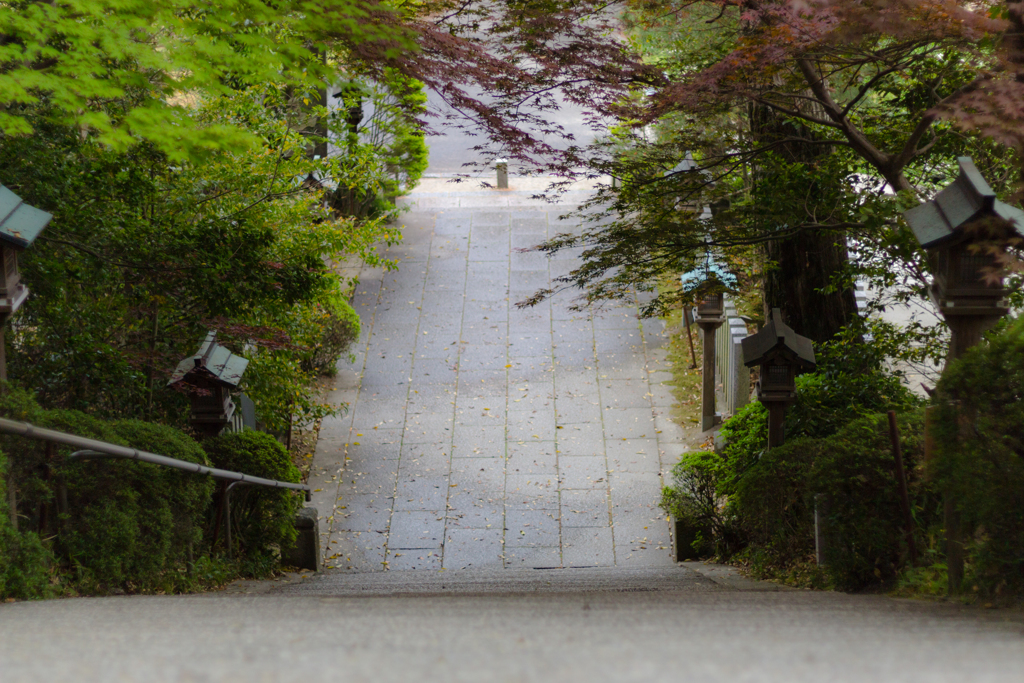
[308,180,700,573]
[3,566,1023,683]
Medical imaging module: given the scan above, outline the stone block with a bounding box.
[283,507,320,571]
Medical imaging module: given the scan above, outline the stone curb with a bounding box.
[680,561,797,592]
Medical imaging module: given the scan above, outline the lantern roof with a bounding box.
[0,185,51,250]
[904,157,1024,249]
[168,331,249,388]
[741,308,816,370]
[669,152,698,175]
[680,255,738,292]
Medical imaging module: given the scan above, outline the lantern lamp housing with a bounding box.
[0,185,51,323]
[168,331,250,437]
[903,157,1024,317]
[696,290,724,320]
[741,308,816,405]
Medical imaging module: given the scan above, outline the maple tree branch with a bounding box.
[752,97,842,129]
[840,63,905,119]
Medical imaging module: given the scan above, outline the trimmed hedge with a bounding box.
[0,388,299,597]
[0,392,219,594]
[204,430,301,575]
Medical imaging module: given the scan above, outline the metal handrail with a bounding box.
[0,418,311,501]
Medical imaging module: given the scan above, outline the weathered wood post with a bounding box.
[694,289,726,431]
[902,156,1024,594]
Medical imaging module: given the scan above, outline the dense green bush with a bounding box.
[731,410,935,590]
[0,451,53,600]
[302,288,361,377]
[204,431,301,574]
[0,389,217,594]
[660,450,732,558]
[662,334,927,588]
[718,335,922,478]
[931,315,1024,597]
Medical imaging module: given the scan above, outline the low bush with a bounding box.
[203,430,301,575]
[931,315,1024,597]
[0,389,217,594]
[0,451,53,600]
[302,289,361,377]
[730,410,936,590]
[662,333,928,589]
[660,450,734,558]
[0,385,310,597]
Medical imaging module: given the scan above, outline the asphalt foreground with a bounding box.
[1,180,1021,682]
[1,565,1022,682]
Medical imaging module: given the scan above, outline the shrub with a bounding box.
[0,390,216,593]
[932,315,1024,597]
[203,430,301,574]
[303,289,361,377]
[718,335,923,478]
[729,410,935,590]
[0,451,53,600]
[660,450,736,557]
[663,333,928,588]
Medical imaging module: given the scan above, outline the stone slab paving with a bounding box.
[309,180,704,572]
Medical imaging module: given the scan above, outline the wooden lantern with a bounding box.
[0,185,50,325]
[902,156,1024,595]
[168,331,250,438]
[741,308,816,447]
[904,157,1024,322]
[695,290,724,321]
[682,263,737,431]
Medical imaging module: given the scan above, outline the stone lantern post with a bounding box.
[741,308,816,448]
[902,156,1024,593]
[168,331,250,438]
[694,284,726,431]
[0,185,52,380]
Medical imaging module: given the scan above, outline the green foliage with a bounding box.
[330,69,429,217]
[659,449,734,557]
[302,286,362,377]
[932,316,1024,597]
[0,451,54,601]
[663,339,928,589]
[0,0,414,159]
[204,431,301,574]
[718,336,923,481]
[1,84,391,431]
[0,389,218,594]
[730,410,934,591]
[52,415,213,593]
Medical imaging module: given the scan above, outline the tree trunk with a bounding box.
[763,231,859,345]
[750,103,859,344]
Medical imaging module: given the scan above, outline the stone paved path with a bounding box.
[310,179,702,572]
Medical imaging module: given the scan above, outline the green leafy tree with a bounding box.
[1,84,398,429]
[0,0,414,158]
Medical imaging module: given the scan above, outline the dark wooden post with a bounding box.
[767,404,786,449]
[695,291,726,432]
